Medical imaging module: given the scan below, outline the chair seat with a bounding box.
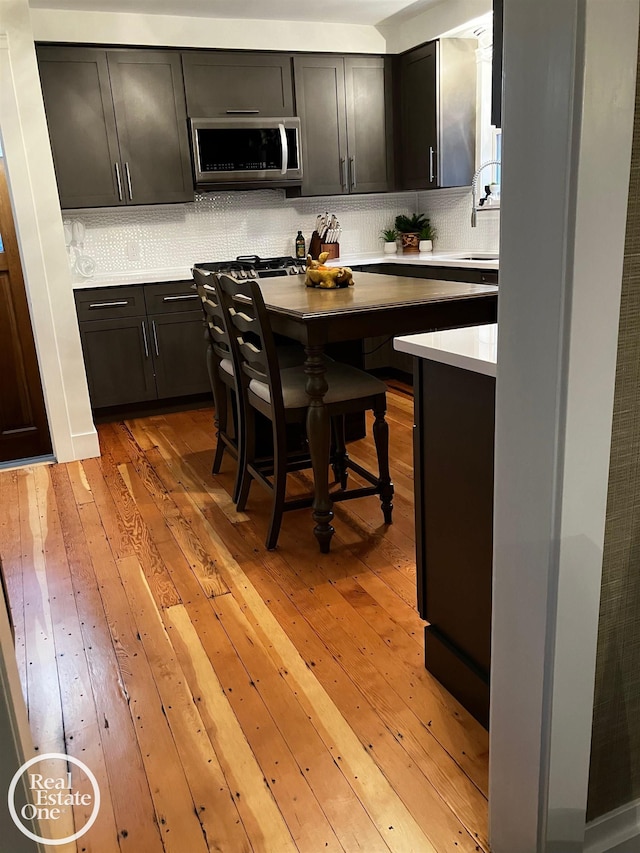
[249,362,386,410]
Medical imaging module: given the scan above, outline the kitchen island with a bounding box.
[260,272,497,552]
[394,324,497,727]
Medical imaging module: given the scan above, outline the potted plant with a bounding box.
[419,221,436,252]
[380,227,398,254]
[395,213,429,254]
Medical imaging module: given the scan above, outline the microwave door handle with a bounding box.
[279,123,288,176]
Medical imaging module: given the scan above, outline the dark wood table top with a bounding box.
[260,272,498,345]
[261,272,497,319]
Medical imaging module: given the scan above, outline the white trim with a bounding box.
[585,800,640,853]
[72,429,101,461]
[489,0,639,851]
[0,3,100,465]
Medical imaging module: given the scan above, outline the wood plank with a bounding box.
[77,500,210,853]
[50,463,165,853]
[165,604,300,853]
[0,469,27,696]
[212,592,392,852]
[38,464,120,853]
[116,555,254,853]
[19,466,76,850]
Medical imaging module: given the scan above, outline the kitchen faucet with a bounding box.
[471,160,501,227]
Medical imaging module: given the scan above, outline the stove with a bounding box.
[194,255,306,280]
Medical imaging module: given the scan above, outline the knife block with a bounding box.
[320,242,340,260]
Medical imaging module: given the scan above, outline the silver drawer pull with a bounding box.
[162,294,199,302]
[141,321,149,358]
[89,300,129,309]
[151,320,160,357]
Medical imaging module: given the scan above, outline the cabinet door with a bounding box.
[108,51,193,205]
[398,43,438,190]
[182,51,294,117]
[149,312,211,399]
[37,47,123,209]
[344,57,394,194]
[79,317,156,408]
[293,56,348,197]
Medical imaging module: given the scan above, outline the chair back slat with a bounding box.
[193,268,235,366]
[216,273,285,416]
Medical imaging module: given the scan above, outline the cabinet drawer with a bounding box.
[75,286,146,321]
[144,281,201,314]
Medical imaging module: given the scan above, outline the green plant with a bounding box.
[419,221,436,241]
[381,227,398,242]
[394,213,429,234]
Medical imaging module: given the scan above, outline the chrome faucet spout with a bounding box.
[471,159,501,227]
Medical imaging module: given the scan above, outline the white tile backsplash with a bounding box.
[418,187,500,253]
[66,185,499,280]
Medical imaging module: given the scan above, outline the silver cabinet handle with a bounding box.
[89,300,129,309]
[350,156,356,190]
[340,157,347,191]
[124,162,133,200]
[114,162,123,201]
[225,109,259,114]
[429,147,436,183]
[151,320,159,357]
[162,294,199,302]
[141,321,149,358]
[278,123,288,176]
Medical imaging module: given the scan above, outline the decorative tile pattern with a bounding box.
[67,185,500,280]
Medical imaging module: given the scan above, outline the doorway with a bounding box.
[0,151,52,464]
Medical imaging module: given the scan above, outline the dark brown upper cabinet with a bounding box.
[293,55,394,196]
[37,47,193,209]
[397,39,476,190]
[182,51,294,117]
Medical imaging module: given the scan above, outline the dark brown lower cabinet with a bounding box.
[413,356,495,728]
[75,281,211,409]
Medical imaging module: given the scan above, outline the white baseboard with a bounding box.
[70,428,100,462]
[584,798,640,853]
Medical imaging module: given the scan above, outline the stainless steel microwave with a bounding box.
[189,117,303,187]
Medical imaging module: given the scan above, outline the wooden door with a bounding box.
[344,56,394,194]
[293,55,348,197]
[182,51,294,117]
[397,42,438,190]
[0,158,52,462]
[108,51,194,205]
[37,46,123,209]
[149,312,211,399]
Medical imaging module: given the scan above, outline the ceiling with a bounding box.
[27,0,442,26]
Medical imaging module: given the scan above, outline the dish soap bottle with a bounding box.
[295,230,306,259]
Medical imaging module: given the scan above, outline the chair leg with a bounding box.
[231,390,243,505]
[331,415,349,490]
[236,406,256,512]
[212,384,228,475]
[372,395,394,524]
[266,423,287,550]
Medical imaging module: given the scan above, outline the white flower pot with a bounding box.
[419,239,433,253]
[383,241,398,254]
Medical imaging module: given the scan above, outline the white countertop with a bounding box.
[326,250,499,270]
[71,250,498,290]
[394,323,498,377]
[72,267,195,290]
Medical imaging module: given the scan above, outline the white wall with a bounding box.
[418,187,499,253]
[0,0,99,463]
[30,8,387,53]
[378,0,492,54]
[490,0,638,851]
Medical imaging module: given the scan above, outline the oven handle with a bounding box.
[278,123,288,176]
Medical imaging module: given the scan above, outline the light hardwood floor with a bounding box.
[0,381,488,853]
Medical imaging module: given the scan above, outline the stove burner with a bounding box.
[194,255,306,279]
